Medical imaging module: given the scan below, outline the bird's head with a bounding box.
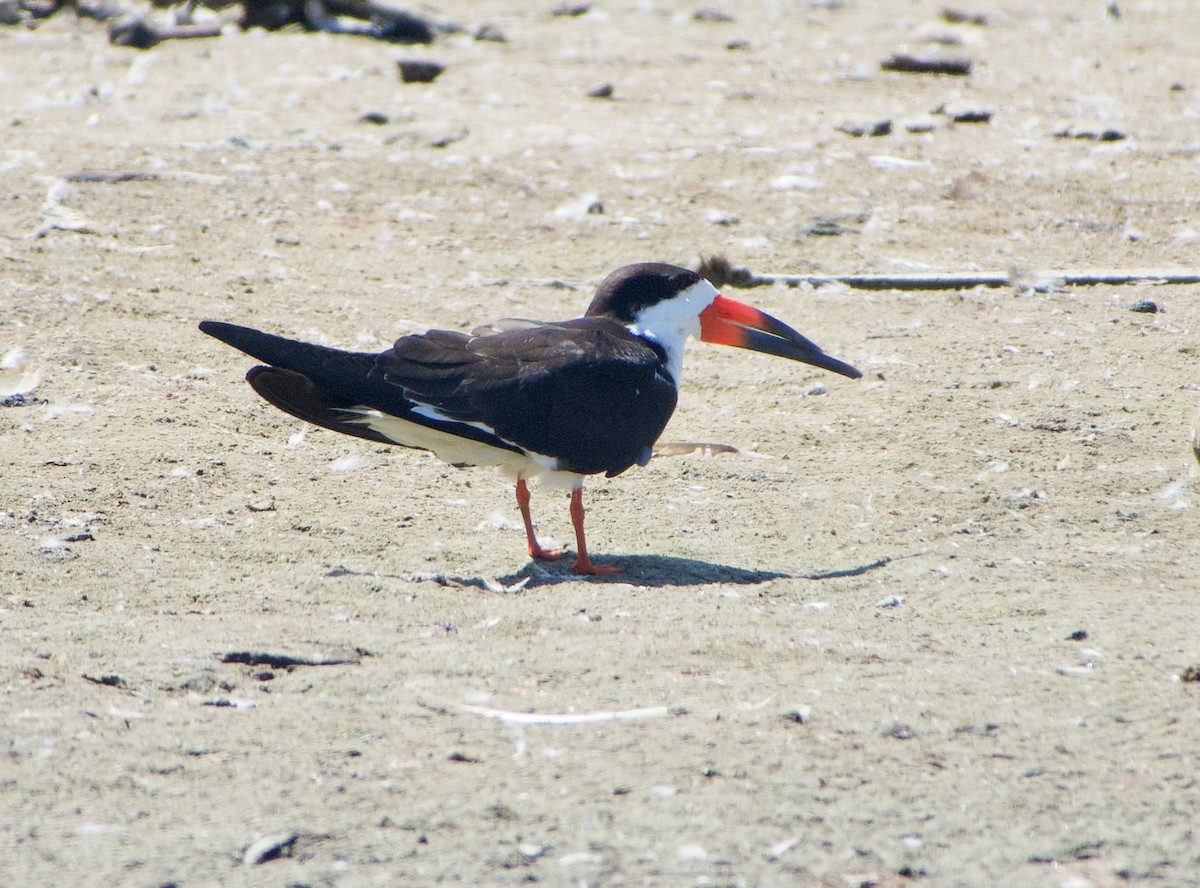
[587,263,862,382]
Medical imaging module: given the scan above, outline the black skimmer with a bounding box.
[199,262,860,575]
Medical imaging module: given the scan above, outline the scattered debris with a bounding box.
[1057,663,1095,676]
[358,110,390,125]
[473,22,506,42]
[416,693,673,725]
[1,393,47,408]
[202,697,257,709]
[802,216,857,236]
[385,122,468,149]
[64,171,159,184]
[1066,630,1089,641]
[553,194,604,220]
[948,171,989,200]
[82,673,125,688]
[697,254,761,288]
[696,254,1200,291]
[397,59,445,83]
[1181,665,1200,683]
[935,103,993,123]
[783,706,811,724]
[587,82,615,99]
[1054,122,1127,141]
[551,2,590,15]
[242,832,299,866]
[767,835,801,861]
[220,650,363,668]
[941,6,988,25]
[33,179,99,239]
[877,595,905,608]
[905,117,939,133]
[4,0,443,46]
[693,6,733,21]
[480,575,531,594]
[836,118,892,138]
[881,52,972,76]
[868,154,930,170]
[109,15,220,49]
[652,441,740,458]
[1,347,43,402]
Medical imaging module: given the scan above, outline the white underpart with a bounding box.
[345,407,583,490]
[624,277,720,385]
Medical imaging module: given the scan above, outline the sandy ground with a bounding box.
[3,1,1200,885]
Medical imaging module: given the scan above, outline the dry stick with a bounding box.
[732,270,1200,291]
[881,53,972,76]
[416,694,672,725]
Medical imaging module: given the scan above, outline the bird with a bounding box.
[199,262,860,575]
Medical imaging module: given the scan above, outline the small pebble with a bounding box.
[1128,299,1159,313]
[474,23,506,42]
[693,6,733,21]
[836,119,892,137]
[397,60,445,83]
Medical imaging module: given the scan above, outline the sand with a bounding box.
[3,1,1199,885]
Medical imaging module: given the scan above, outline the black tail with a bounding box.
[199,320,397,445]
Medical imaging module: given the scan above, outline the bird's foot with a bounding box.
[570,555,621,576]
[529,542,568,562]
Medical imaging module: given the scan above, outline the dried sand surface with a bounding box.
[3,1,1199,885]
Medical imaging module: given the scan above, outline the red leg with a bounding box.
[516,478,566,561]
[569,485,620,575]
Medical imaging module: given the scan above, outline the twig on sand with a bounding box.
[881,52,972,76]
[416,693,673,725]
[652,441,740,458]
[697,255,1200,292]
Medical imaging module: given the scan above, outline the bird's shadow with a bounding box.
[496,554,790,589]
[328,554,899,592]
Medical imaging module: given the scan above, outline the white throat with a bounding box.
[625,278,719,384]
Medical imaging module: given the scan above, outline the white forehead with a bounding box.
[626,278,719,336]
[625,277,719,383]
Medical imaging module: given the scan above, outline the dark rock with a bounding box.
[397,60,445,83]
[693,6,733,21]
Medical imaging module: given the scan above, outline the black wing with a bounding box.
[199,318,678,477]
[380,318,678,476]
